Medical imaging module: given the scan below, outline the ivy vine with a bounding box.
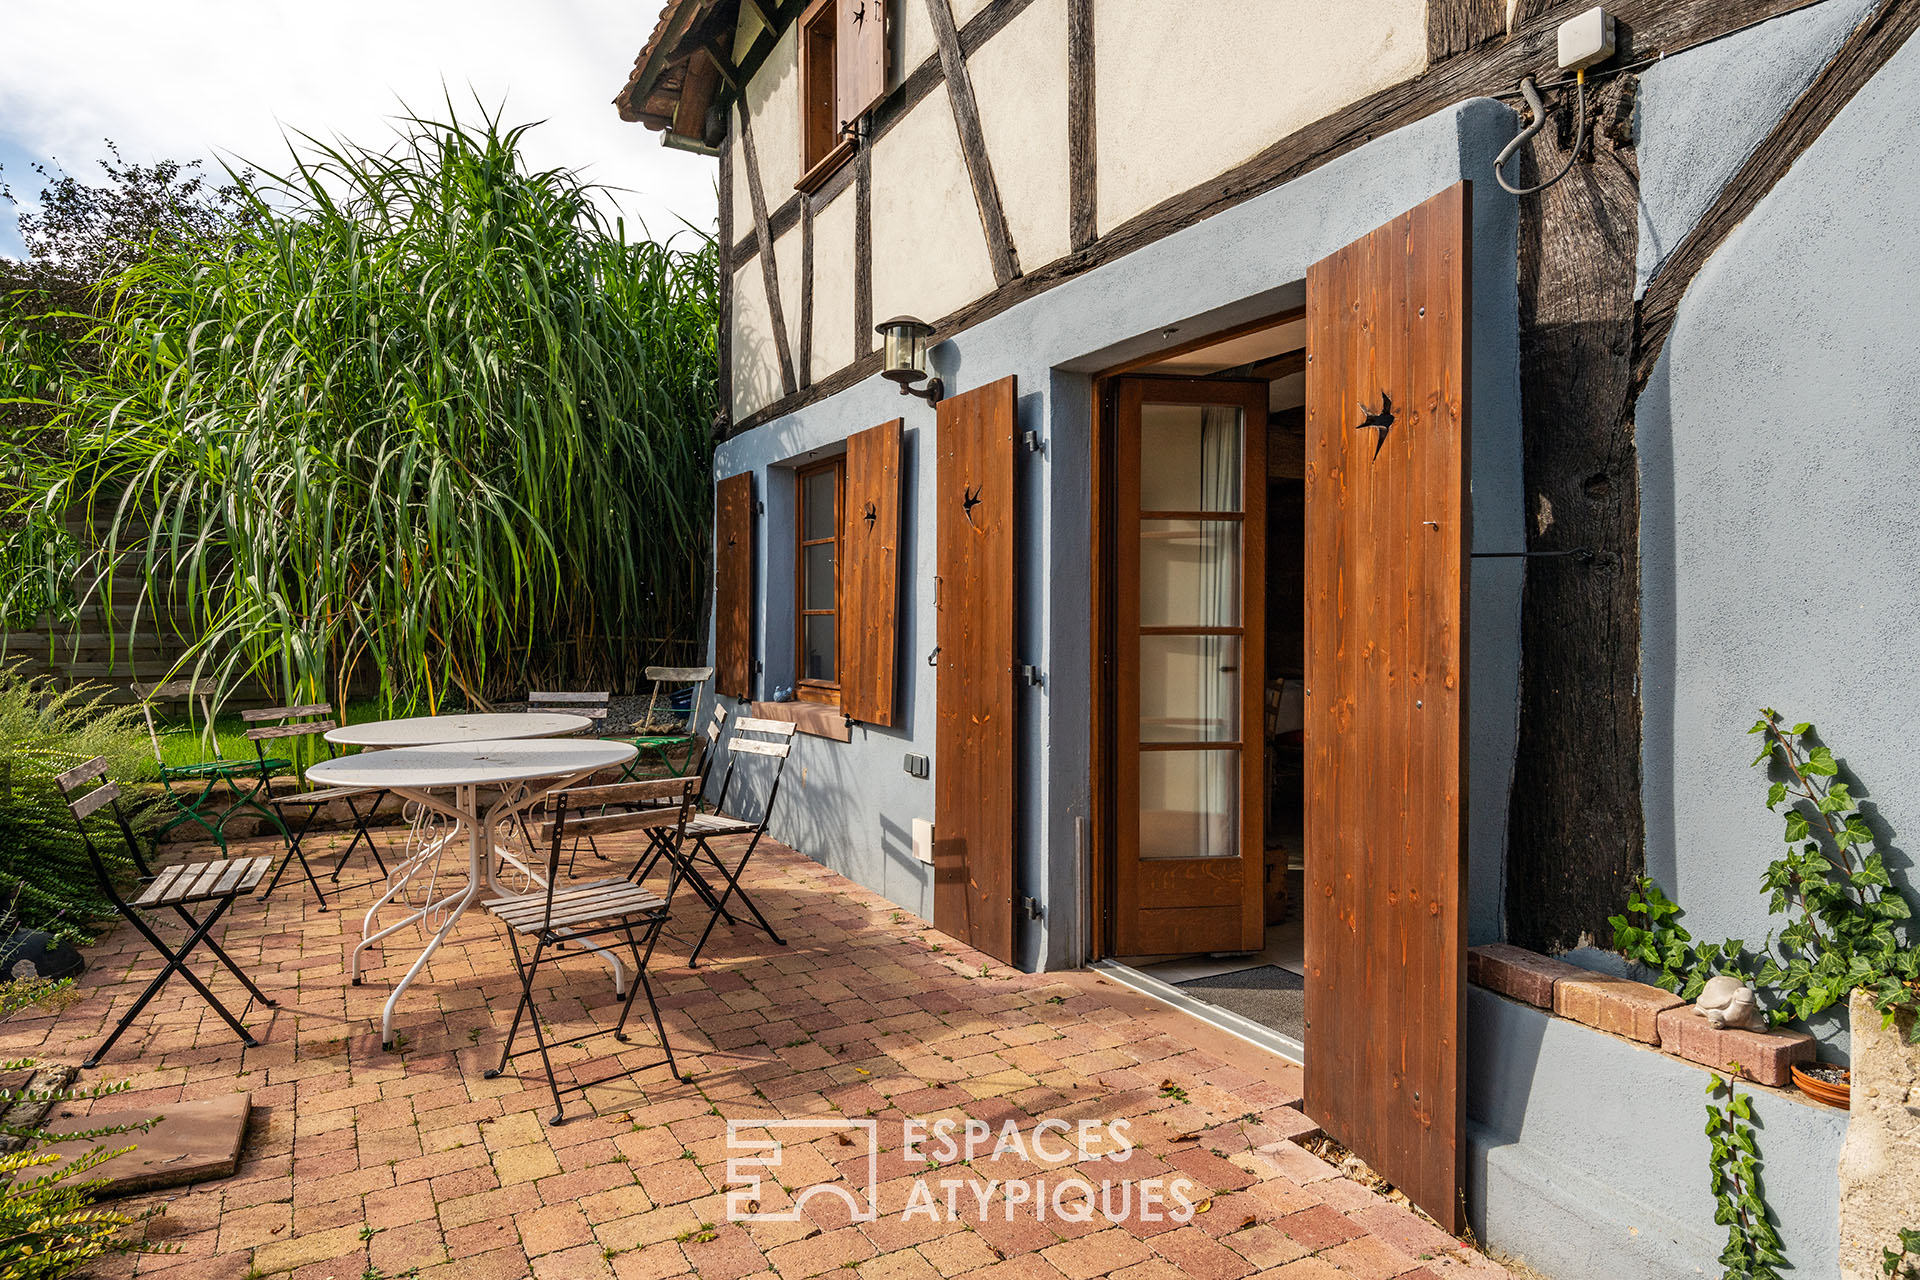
[1705,1073,1784,1280]
[1609,710,1918,1039]
[1886,1228,1920,1280]
[1749,711,1919,1034]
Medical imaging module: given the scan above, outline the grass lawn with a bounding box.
[146,698,467,772]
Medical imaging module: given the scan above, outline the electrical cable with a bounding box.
[1494,70,1586,196]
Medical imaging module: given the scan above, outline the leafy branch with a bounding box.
[1885,1227,1920,1279]
[1749,711,1918,1035]
[1706,1073,1784,1280]
[1610,877,1754,1000]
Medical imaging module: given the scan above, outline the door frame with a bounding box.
[1087,311,1302,960]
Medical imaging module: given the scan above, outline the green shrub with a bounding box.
[0,977,157,1280]
[0,663,157,939]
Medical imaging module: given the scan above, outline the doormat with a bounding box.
[38,1092,251,1196]
[1176,964,1305,1042]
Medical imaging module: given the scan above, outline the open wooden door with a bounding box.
[934,376,1017,964]
[1302,183,1471,1232]
[1110,377,1267,956]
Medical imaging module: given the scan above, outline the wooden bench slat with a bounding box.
[645,666,713,682]
[244,721,336,741]
[132,864,191,907]
[67,781,120,820]
[56,756,110,795]
[731,717,799,736]
[242,704,332,722]
[529,692,611,704]
[727,738,793,758]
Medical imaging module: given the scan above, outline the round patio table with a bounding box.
[306,738,637,1047]
[325,711,590,748]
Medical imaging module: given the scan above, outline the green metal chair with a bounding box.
[134,679,288,850]
[608,666,713,779]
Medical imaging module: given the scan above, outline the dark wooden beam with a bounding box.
[718,128,735,429]
[737,101,799,396]
[799,192,815,389]
[1634,0,1920,394]
[730,0,1037,265]
[1505,71,1646,951]
[727,0,1834,436]
[740,0,778,30]
[1429,0,1507,62]
[855,140,873,356]
[925,0,1020,284]
[708,44,744,92]
[1067,0,1096,252]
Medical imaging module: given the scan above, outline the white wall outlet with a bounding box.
[1557,6,1616,71]
[912,818,935,865]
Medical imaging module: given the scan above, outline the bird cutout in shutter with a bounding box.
[961,485,983,526]
[863,500,877,530]
[1356,393,1395,459]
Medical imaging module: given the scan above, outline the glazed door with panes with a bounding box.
[1111,377,1267,956]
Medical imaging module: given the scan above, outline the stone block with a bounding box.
[1468,943,1587,1009]
[1552,972,1685,1043]
[42,1092,251,1195]
[1653,1005,1815,1085]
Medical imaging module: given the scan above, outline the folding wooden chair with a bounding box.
[55,757,277,1067]
[609,666,713,779]
[529,690,609,732]
[132,679,287,850]
[482,775,700,1124]
[248,704,388,911]
[651,717,794,966]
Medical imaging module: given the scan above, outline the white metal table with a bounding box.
[306,738,637,1047]
[325,711,591,748]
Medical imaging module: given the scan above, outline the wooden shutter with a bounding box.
[715,470,756,700]
[1303,182,1471,1232]
[934,376,1017,964]
[840,418,904,726]
[836,0,888,128]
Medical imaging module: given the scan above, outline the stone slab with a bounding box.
[1652,1005,1815,1086]
[1552,973,1685,1044]
[40,1092,251,1196]
[1468,944,1587,1009]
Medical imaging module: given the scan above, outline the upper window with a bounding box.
[798,0,853,189]
[796,0,888,192]
[796,458,843,698]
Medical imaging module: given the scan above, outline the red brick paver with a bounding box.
[0,828,1510,1279]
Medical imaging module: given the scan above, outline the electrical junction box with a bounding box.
[912,818,935,865]
[1557,6,1616,71]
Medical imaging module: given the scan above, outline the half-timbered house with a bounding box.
[613,1,1920,1272]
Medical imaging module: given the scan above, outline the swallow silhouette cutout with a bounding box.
[1357,394,1394,459]
[863,501,878,529]
[962,485,983,524]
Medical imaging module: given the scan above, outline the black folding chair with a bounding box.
[524,692,612,869]
[644,716,794,966]
[248,703,388,912]
[481,775,700,1124]
[55,757,277,1067]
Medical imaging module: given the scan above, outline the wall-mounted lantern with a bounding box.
[875,315,943,405]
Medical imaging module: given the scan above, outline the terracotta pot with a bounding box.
[1791,1061,1851,1108]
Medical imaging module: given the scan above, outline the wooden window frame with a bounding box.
[795,456,845,704]
[796,0,855,192]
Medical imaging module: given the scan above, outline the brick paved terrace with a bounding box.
[1,828,1514,1280]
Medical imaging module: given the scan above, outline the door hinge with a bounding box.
[1016,663,1044,687]
[1022,429,1044,454]
[1021,896,1044,920]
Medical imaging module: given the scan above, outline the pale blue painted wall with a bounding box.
[707,98,1525,972]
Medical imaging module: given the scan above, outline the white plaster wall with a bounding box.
[870,90,996,328]
[731,262,782,421]
[1093,0,1428,234]
[775,226,804,379]
[895,0,991,82]
[810,192,858,383]
[732,24,802,234]
[969,0,1071,273]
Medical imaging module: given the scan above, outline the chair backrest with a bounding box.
[640,666,713,735]
[688,703,729,798]
[709,717,797,832]
[528,691,609,732]
[131,678,220,766]
[53,756,150,899]
[540,775,700,928]
[242,703,338,780]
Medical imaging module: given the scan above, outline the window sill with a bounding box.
[794,139,855,194]
[749,700,852,742]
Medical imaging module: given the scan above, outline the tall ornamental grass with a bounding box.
[4,108,717,711]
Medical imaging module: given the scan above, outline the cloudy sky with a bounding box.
[0,0,716,259]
